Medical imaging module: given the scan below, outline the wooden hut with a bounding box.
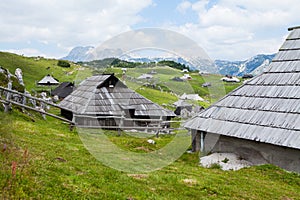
[173,99,192,116]
[184,26,300,172]
[37,74,59,85]
[51,82,74,99]
[59,74,175,129]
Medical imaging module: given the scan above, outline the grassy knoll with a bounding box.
[1,53,299,199]
[104,65,242,105]
[1,110,300,199]
[0,52,92,91]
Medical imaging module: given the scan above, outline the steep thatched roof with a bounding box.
[59,74,175,117]
[184,26,300,150]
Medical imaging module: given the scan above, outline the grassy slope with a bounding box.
[1,53,299,199]
[0,52,92,91]
[106,66,242,106]
[1,111,300,199]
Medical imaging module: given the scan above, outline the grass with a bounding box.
[0,52,92,92]
[1,53,299,199]
[1,110,300,199]
[104,66,242,105]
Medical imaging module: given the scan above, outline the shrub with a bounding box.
[57,60,70,68]
[222,157,229,163]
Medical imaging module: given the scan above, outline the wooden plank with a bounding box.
[0,86,72,112]
[74,114,164,122]
[4,99,74,124]
[76,125,185,130]
[0,99,8,104]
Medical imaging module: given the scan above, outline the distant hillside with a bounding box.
[79,58,189,72]
[63,46,275,76]
[0,51,91,90]
[62,46,216,73]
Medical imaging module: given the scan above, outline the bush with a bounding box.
[222,157,229,163]
[57,60,70,68]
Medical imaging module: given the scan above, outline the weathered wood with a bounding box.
[76,125,184,130]
[4,82,12,112]
[0,99,8,105]
[74,114,164,122]
[0,86,72,112]
[191,129,200,152]
[4,99,74,124]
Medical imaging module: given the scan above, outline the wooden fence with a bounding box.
[0,85,185,134]
[0,85,74,126]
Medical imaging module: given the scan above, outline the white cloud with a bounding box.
[0,0,153,57]
[176,1,192,14]
[171,0,300,60]
[1,0,299,60]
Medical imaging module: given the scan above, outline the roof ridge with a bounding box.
[288,26,300,31]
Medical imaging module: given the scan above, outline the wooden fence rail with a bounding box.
[0,86,72,111]
[0,86,75,126]
[0,86,182,134]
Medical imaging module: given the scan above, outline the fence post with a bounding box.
[22,91,27,113]
[118,113,124,136]
[156,116,162,138]
[4,81,12,112]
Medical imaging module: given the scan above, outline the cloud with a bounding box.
[0,0,153,57]
[176,1,192,14]
[1,0,299,60]
[171,0,300,60]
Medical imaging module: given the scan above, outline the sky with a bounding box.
[1,0,299,60]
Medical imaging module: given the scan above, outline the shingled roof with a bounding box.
[59,74,175,117]
[37,74,59,85]
[51,82,74,99]
[184,26,300,150]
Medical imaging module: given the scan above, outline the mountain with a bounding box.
[63,46,216,72]
[61,46,95,62]
[63,46,275,76]
[215,54,276,76]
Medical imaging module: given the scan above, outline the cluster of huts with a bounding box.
[42,26,300,173]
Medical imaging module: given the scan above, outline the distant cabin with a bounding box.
[180,93,204,101]
[137,74,153,80]
[242,74,254,79]
[37,74,59,86]
[181,69,189,73]
[171,77,184,82]
[51,82,74,100]
[184,26,300,173]
[59,74,175,129]
[221,76,240,82]
[180,74,192,80]
[149,70,157,74]
[173,99,192,116]
[202,82,211,87]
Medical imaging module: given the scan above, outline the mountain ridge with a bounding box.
[62,46,276,76]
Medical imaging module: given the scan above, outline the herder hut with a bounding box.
[37,74,59,86]
[180,93,204,101]
[51,82,74,99]
[173,99,192,116]
[184,26,300,172]
[59,74,175,128]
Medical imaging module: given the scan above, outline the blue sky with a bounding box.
[1,0,299,60]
